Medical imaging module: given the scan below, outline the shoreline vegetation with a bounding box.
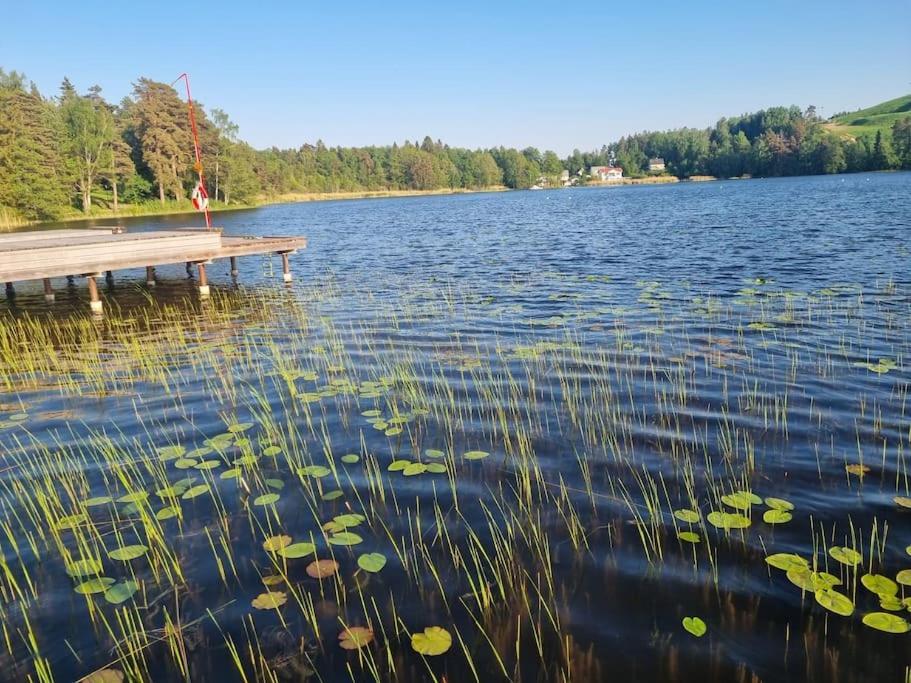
[1,66,909,229]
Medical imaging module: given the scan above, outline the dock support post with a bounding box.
[4,282,13,298]
[186,262,193,277]
[105,270,114,286]
[43,279,55,302]
[86,275,103,314]
[280,252,292,283]
[230,257,238,277]
[197,263,210,297]
[146,266,156,287]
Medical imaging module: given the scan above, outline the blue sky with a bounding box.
[3,1,909,155]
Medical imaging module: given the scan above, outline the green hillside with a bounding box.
[825,94,911,139]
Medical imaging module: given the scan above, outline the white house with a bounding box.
[648,158,666,172]
[590,166,623,181]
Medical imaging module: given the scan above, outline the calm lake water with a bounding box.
[2,172,910,682]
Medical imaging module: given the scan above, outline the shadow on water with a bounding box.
[0,174,910,682]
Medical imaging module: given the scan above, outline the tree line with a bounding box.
[566,105,911,179]
[1,68,909,223]
[0,69,570,221]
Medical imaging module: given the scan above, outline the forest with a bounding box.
[1,68,909,223]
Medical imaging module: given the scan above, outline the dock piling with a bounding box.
[280,252,292,282]
[146,266,156,287]
[230,256,238,277]
[197,262,210,297]
[43,279,54,302]
[4,282,13,298]
[86,275,102,314]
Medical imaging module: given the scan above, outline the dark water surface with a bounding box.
[2,173,910,682]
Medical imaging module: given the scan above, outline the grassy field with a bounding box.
[824,94,911,139]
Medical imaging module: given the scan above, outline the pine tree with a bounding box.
[131,78,192,203]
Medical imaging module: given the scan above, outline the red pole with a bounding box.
[172,72,211,229]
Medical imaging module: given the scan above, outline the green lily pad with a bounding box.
[56,513,88,530]
[682,616,707,637]
[156,445,186,460]
[707,511,751,530]
[678,531,701,543]
[720,491,760,510]
[403,463,427,476]
[895,569,911,586]
[84,496,113,508]
[341,453,360,464]
[220,467,242,479]
[357,552,387,573]
[65,558,103,577]
[384,427,403,437]
[254,493,280,506]
[262,445,282,457]
[333,514,365,528]
[862,612,910,633]
[880,595,904,611]
[411,626,452,655]
[862,574,898,597]
[104,580,140,604]
[108,545,148,561]
[674,509,701,524]
[328,532,363,546]
[829,546,862,566]
[764,497,794,511]
[766,554,809,571]
[426,463,447,474]
[174,458,198,470]
[815,589,854,616]
[193,460,221,471]
[74,577,115,595]
[464,450,489,460]
[182,484,211,500]
[763,509,792,524]
[298,465,331,478]
[277,542,316,559]
[155,506,180,520]
[425,449,446,459]
[322,490,344,501]
[227,422,253,433]
[388,460,410,472]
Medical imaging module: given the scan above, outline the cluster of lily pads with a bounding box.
[0,268,907,682]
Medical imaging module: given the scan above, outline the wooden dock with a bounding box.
[0,227,307,313]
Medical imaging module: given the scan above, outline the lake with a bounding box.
[1,172,910,682]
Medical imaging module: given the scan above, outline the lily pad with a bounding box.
[707,511,751,530]
[677,531,701,543]
[425,449,446,459]
[251,591,287,610]
[815,589,854,616]
[262,445,283,457]
[388,460,410,472]
[862,612,910,633]
[84,496,113,508]
[357,553,387,573]
[182,484,211,500]
[339,626,374,650]
[829,546,862,566]
[306,559,339,578]
[766,553,809,571]
[262,535,292,553]
[117,491,149,504]
[862,574,898,597]
[720,491,761,510]
[328,532,363,546]
[763,509,792,524]
[764,497,794,511]
[104,580,140,605]
[411,626,452,656]
[254,493,280,506]
[157,445,186,460]
[341,453,360,464]
[894,495,911,509]
[108,545,148,561]
[65,558,103,577]
[75,577,115,594]
[425,463,447,474]
[298,465,331,478]
[673,509,700,524]
[682,616,706,637]
[156,506,180,520]
[278,542,316,559]
[896,569,911,586]
[464,450,489,460]
[227,422,253,433]
[403,463,427,476]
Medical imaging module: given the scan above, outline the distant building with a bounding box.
[590,165,623,181]
[560,170,570,186]
[648,158,666,172]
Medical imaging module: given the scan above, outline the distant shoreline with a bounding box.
[17,186,510,229]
